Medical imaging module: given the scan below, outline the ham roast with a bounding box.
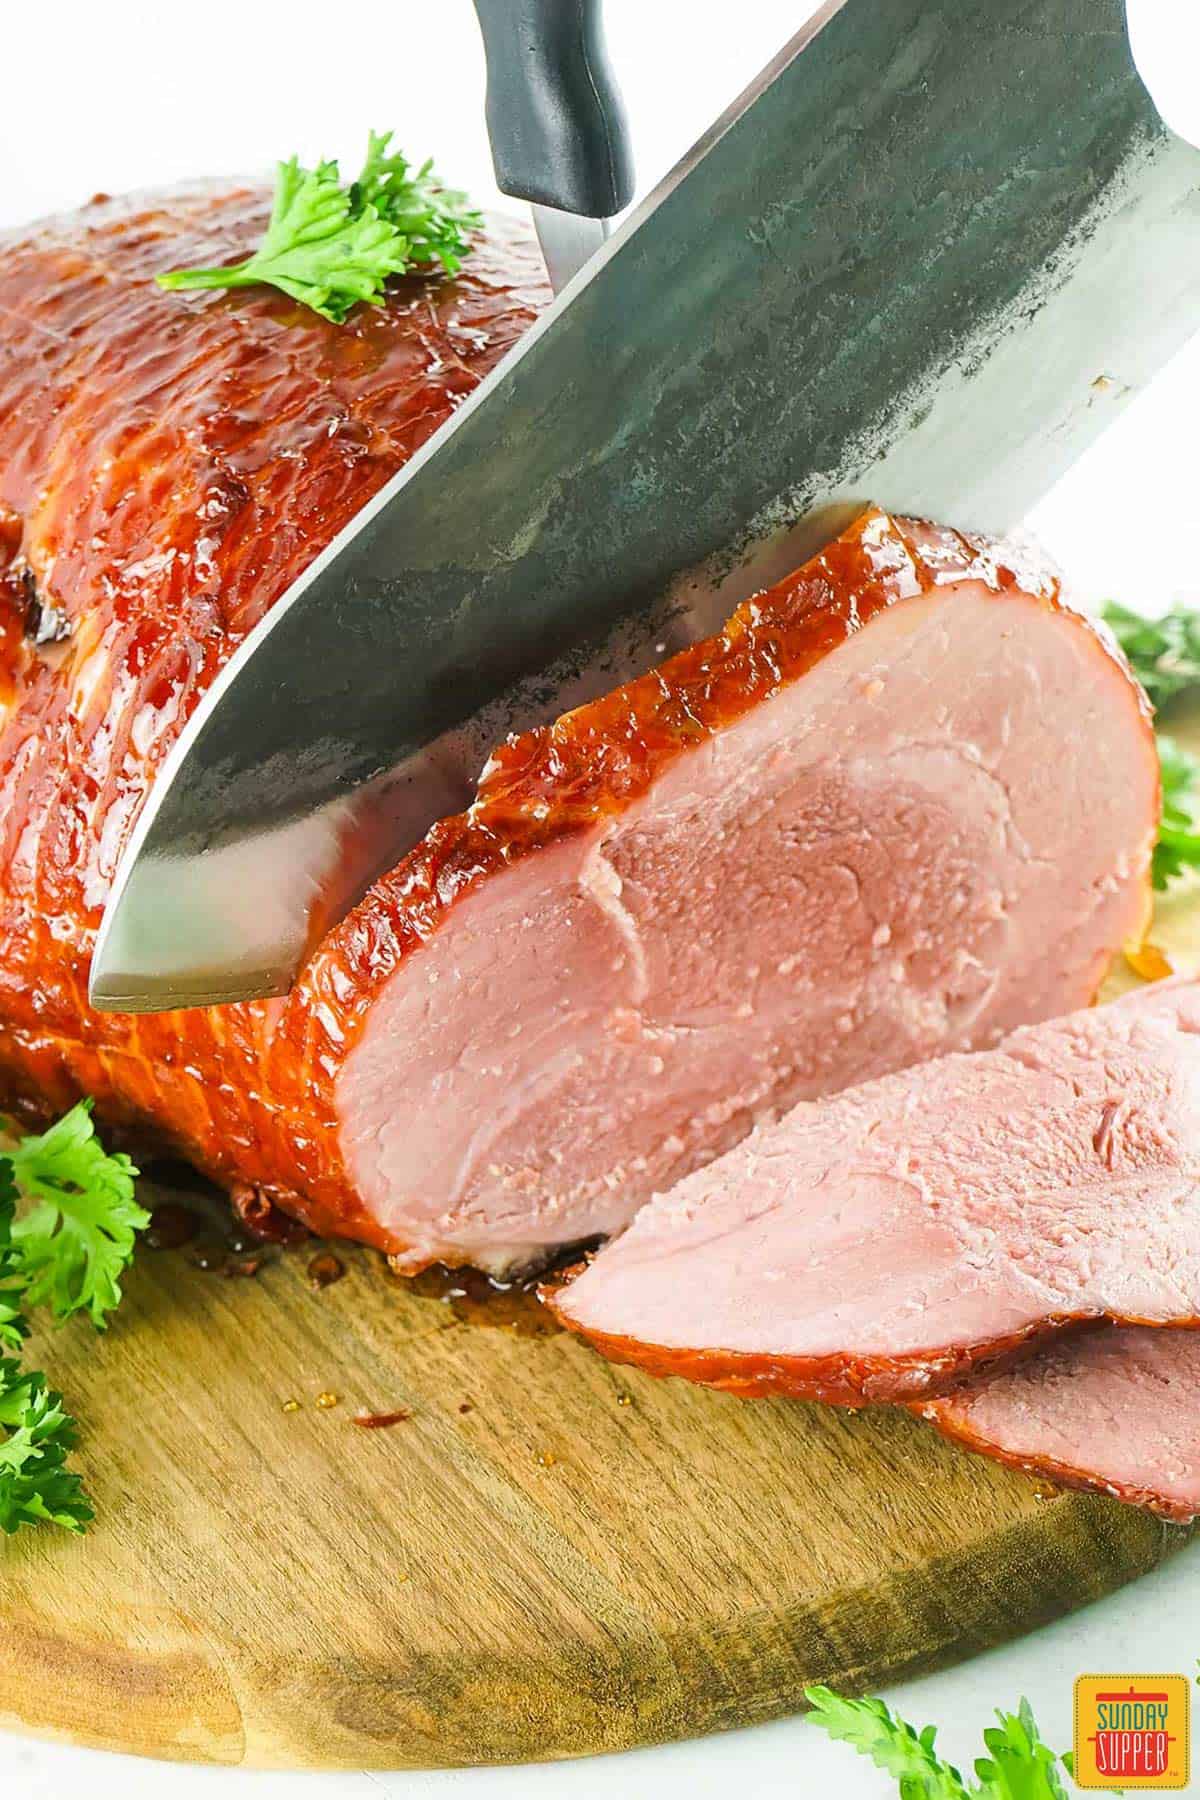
[0,184,1161,1270]
[918,1328,1200,1523]
[552,980,1200,1402]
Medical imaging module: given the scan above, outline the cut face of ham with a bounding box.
[919,1327,1200,1523]
[329,511,1157,1270]
[0,185,1160,1268]
[551,981,1200,1402]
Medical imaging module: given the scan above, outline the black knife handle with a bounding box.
[472,0,634,218]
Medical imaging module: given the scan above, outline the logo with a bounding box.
[1074,1675,1190,1789]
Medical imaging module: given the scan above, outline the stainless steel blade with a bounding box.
[92,0,1200,1012]
[531,205,609,292]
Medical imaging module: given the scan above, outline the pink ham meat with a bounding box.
[918,1328,1200,1522]
[551,980,1200,1403]
[332,511,1158,1272]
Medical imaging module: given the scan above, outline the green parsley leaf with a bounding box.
[0,1162,27,1351]
[1100,600,1200,889]
[804,1686,971,1797]
[1103,602,1200,709]
[158,133,481,322]
[1154,733,1200,888]
[973,1699,1070,1798]
[8,1100,147,1330]
[0,1106,141,1538]
[0,1357,91,1534]
[352,130,481,271]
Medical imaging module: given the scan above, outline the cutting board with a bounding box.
[1,717,1197,1773]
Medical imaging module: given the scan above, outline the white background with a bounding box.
[3,2,1200,1794]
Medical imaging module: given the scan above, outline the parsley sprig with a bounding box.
[351,131,481,270]
[1103,602,1200,710]
[0,1102,147,1536]
[805,1687,1111,1797]
[0,1167,27,1353]
[158,131,482,323]
[806,1686,975,1795]
[1154,733,1200,888]
[0,1359,92,1535]
[1101,600,1200,889]
[9,1102,145,1329]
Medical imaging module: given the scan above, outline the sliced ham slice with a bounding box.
[919,1328,1200,1522]
[551,980,1200,1402]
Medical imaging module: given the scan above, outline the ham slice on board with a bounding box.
[552,981,1200,1403]
[918,1326,1200,1523]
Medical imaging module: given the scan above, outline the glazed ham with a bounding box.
[0,185,1161,1268]
[0,183,547,1249]
[918,1328,1200,1522]
[552,980,1200,1402]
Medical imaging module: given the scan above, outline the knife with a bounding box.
[472,0,635,292]
[90,0,1200,1013]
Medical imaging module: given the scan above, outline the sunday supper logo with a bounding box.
[1073,1675,1190,1789]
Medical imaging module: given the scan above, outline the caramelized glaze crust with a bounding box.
[546,1314,1095,1408]
[0,185,546,1239]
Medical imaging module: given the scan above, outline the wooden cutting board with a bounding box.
[1,718,1197,1772]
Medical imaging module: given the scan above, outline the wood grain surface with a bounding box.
[0,708,1196,1773]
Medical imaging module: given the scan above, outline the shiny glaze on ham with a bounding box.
[0,184,547,1241]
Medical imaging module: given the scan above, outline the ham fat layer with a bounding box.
[0,185,1159,1266]
[552,980,1200,1402]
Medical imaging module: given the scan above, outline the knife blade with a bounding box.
[91,0,1200,1012]
[531,208,611,295]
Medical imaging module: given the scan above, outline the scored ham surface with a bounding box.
[552,980,1200,1402]
[918,1328,1200,1522]
[0,183,547,1248]
[0,184,1160,1269]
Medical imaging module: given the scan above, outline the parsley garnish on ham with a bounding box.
[157,131,482,322]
